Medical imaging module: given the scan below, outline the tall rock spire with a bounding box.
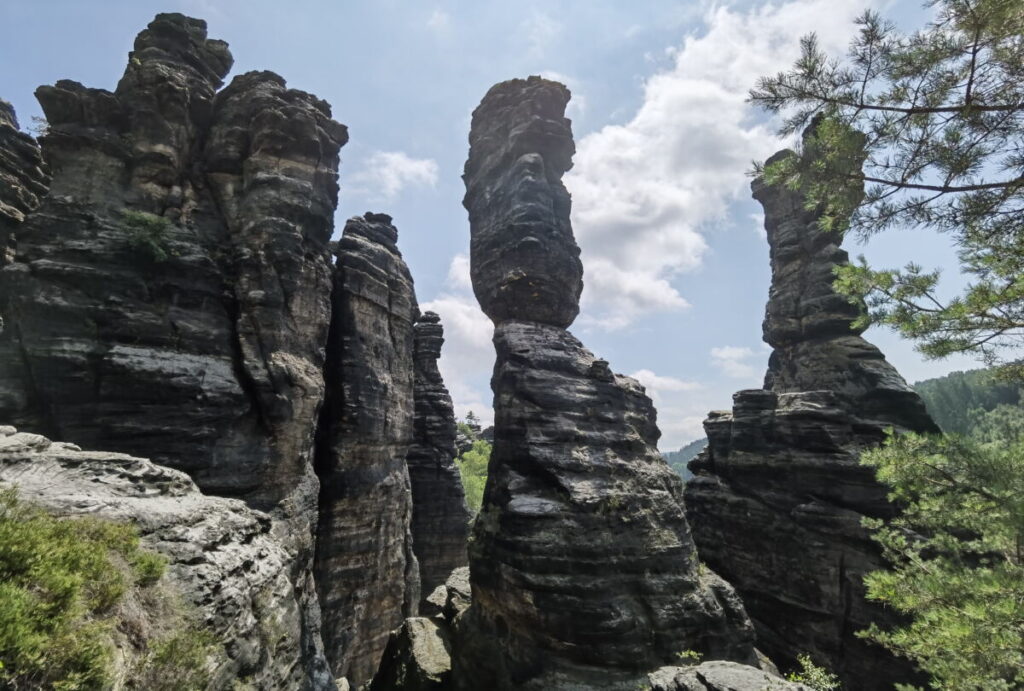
[407,311,471,597]
[452,76,757,690]
[685,131,938,689]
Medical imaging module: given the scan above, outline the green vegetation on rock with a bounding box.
[455,440,490,513]
[121,209,175,263]
[0,486,215,690]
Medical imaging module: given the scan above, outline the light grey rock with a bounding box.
[648,661,809,691]
[369,618,453,691]
[0,427,335,690]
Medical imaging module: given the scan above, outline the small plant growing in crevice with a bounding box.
[676,649,703,666]
[786,653,840,690]
[121,209,176,263]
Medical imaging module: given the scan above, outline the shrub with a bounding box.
[455,440,491,513]
[121,209,175,263]
[0,487,172,689]
[786,654,841,690]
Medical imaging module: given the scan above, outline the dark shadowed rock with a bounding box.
[369,617,453,691]
[462,76,582,328]
[448,78,758,690]
[315,213,420,687]
[0,101,50,267]
[684,140,939,689]
[0,14,347,689]
[453,322,757,690]
[408,311,471,598]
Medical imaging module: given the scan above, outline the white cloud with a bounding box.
[421,255,495,427]
[567,0,873,329]
[521,11,560,59]
[540,71,587,120]
[426,9,451,34]
[446,253,473,291]
[750,212,766,239]
[349,151,439,202]
[631,368,701,395]
[710,345,758,379]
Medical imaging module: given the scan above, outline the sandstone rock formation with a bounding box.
[448,77,757,690]
[315,213,420,687]
[0,14,449,691]
[0,101,49,267]
[647,662,809,691]
[407,311,470,597]
[684,142,939,688]
[463,77,582,328]
[0,425,334,689]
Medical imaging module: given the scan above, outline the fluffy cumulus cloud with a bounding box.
[567,0,872,329]
[349,151,439,202]
[426,8,451,34]
[710,345,759,380]
[420,255,495,426]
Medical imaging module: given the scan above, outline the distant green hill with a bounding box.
[914,368,1022,438]
[661,437,707,482]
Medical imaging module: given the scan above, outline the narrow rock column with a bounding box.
[684,134,938,689]
[0,101,49,267]
[315,213,420,688]
[407,311,471,597]
[453,77,757,690]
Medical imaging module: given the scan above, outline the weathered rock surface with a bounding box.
[407,311,470,598]
[684,142,939,688]
[647,662,809,691]
[453,322,757,690]
[0,102,49,267]
[0,426,334,689]
[0,13,346,510]
[315,213,420,687]
[0,13,380,691]
[369,617,453,691]
[447,77,757,691]
[462,77,582,328]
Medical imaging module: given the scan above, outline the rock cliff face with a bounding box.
[407,311,470,597]
[315,213,420,687]
[0,426,334,689]
[684,143,939,688]
[0,13,456,691]
[0,101,49,267]
[450,77,757,690]
[463,78,582,328]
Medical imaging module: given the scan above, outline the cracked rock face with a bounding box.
[407,311,470,598]
[462,77,582,328]
[315,213,420,688]
[0,13,355,690]
[0,426,334,690]
[451,77,757,691]
[684,141,939,689]
[0,14,346,511]
[0,102,50,267]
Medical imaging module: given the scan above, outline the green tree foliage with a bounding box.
[121,209,175,263]
[914,368,1022,434]
[456,440,490,513]
[786,654,841,691]
[661,437,707,482]
[0,487,167,689]
[751,0,1024,371]
[859,433,1024,689]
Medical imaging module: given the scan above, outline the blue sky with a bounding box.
[1,0,979,449]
